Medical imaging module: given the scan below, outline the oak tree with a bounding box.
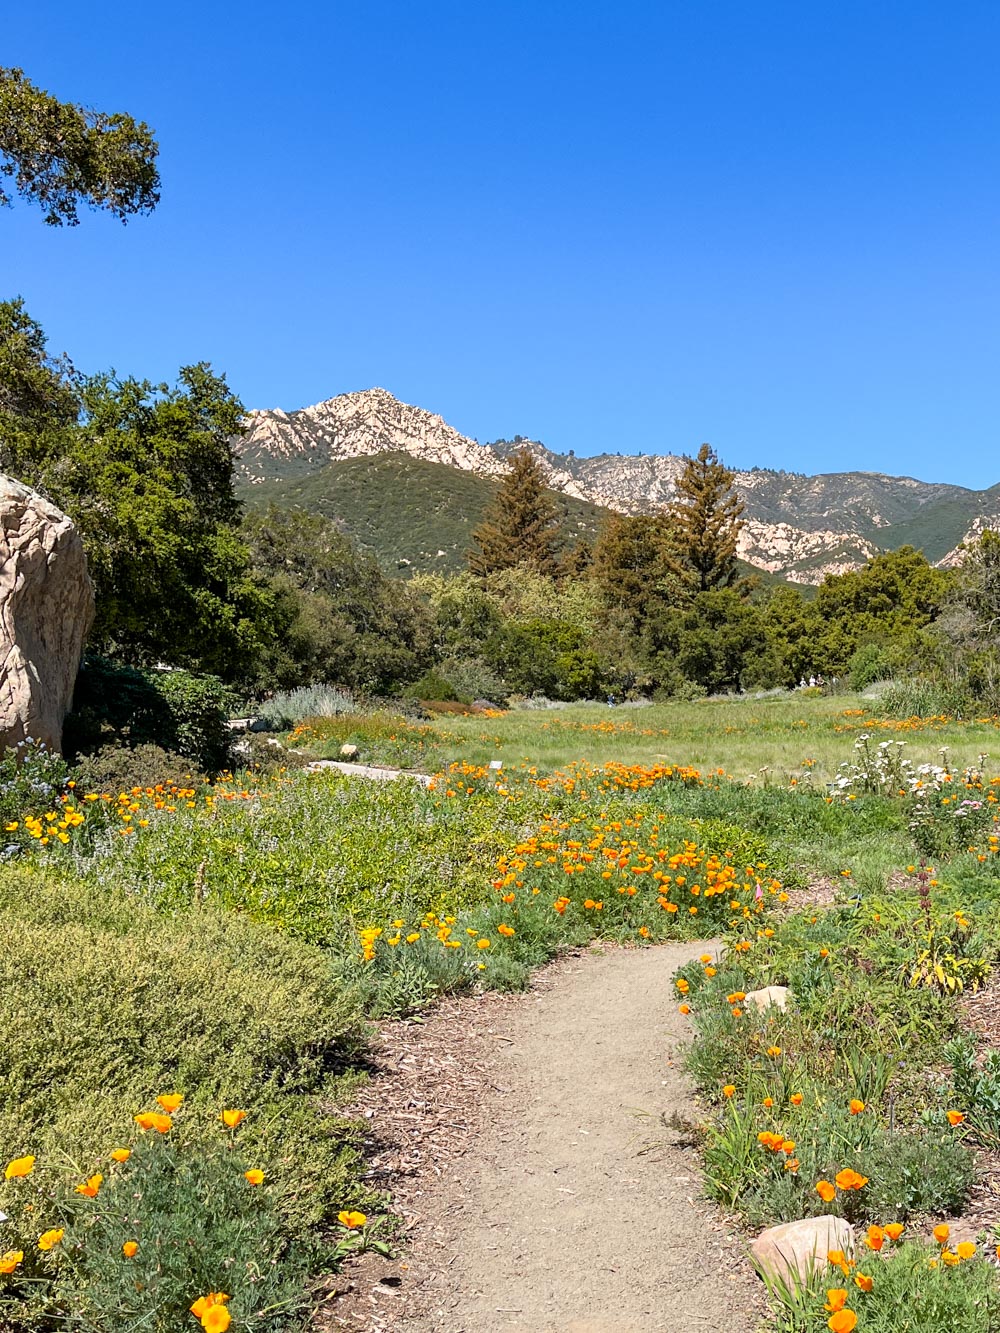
[0,66,159,225]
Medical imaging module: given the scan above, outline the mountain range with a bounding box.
[236,387,1000,582]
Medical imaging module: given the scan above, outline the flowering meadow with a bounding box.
[4,692,1000,1328]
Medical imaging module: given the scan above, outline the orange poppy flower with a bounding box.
[244,1169,264,1185]
[828,1312,857,1333]
[933,1223,950,1245]
[201,1308,231,1333]
[110,1149,131,1163]
[190,1293,229,1318]
[854,1273,873,1292]
[678,1004,691,1015]
[221,1110,246,1129]
[790,1093,804,1105]
[865,1226,884,1251]
[816,1180,837,1202]
[338,1210,368,1230]
[835,1169,868,1191]
[942,1249,960,1267]
[75,1173,103,1198]
[848,1099,865,1115]
[957,1241,976,1260]
[885,1223,904,1241]
[122,1241,138,1258]
[134,1112,172,1134]
[37,1229,63,1251]
[722,1085,736,1098]
[0,1251,23,1275]
[946,1110,965,1126]
[4,1155,34,1180]
[156,1093,183,1114]
[824,1289,848,1312]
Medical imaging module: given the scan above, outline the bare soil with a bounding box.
[324,941,766,1333]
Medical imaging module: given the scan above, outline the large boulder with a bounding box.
[0,476,94,753]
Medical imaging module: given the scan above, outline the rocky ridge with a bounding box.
[236,388,1000,582]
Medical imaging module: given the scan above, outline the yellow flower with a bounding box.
[476,939,491,950]
[110,1148,131,1163]
[4,1155,35,1180]
[854,1273,873,1292]
[221,1109,247,1129]
[956,1241,976,1260]
[0,1251,23,1275]
[885,1223,904,1241]
[122,1241,139,1258]
[244,1169,264,1185]
[933,1223,950,1245]
[849,1099,865,1115]
[722,1085,736,1098]
[75,1173,103,1198]
[156,1093,184,1113]
[38,1228,64,1251]
[338,1209,368,1230]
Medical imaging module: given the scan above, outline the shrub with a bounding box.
[72,744,200,794]
[0,1113,311,1331]
[65,658,237,772]
[403,668,463,703]
[0,870,366,1233]
[253,684,357,731]
[0,740,68,827]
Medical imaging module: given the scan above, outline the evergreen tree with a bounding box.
[668,444,745,594]
[469,447,560,577]
[592,513,679,629]
[0,67,159,225]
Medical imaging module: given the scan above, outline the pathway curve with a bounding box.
[391,941,764,1333]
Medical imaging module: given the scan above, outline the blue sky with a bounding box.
[4,1,999,487]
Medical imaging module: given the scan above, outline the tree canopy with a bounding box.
[668,443,745,594]
[469,448,561,578]
[0,66,159,225]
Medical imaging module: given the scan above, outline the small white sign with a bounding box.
[488,759,503,771]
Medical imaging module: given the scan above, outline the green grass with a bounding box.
[422,692,1000,782]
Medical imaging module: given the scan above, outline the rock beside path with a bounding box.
[751,1214,854,1288]
[0,477,93,753]
[745,984,791,1012]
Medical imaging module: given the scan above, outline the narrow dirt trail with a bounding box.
[395,941,765,1333]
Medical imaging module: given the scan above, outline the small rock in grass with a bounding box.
[751,1215,853,1289]
[339,744,359,760]
[745,985,790,1012]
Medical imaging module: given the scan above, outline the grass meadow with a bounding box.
[5,688,1000,1330]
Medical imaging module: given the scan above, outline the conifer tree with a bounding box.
[469,447,561,577]
[592,513,678,629]
[667,443,745,594]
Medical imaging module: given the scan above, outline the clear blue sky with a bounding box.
[4,2,999,487]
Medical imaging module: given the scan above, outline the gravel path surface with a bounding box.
[339,941,765,1333]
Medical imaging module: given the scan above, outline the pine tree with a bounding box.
[592,514,678,628]
[469,448,561,577]
[668,443,745,594]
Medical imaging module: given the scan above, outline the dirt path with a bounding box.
[333,941,765,1333]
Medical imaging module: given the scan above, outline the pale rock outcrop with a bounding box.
[0,477,94,752]
[751,1214,854,1288]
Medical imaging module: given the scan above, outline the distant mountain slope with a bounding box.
[241,453,608,575]
[235,388,1000,582]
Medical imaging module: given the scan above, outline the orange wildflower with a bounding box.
[854,1273,873,1292]
[244,1169,264,1185]
[885,1223,904,1241]
[156,1093,184,1113]
[848,1099,865,1115]
[835,1169,868,1191]
[4,1155,34,1180]
[338,1210,368,1230]
[222,1109,247,1129]
[824,1289,848,1312]
[790,1093,804,1105]
[110,1148,131,1163]
[957,1241,977,1260]
[816,1180,837,1202]
[722,1085,736,1098]
[828,1312,857,1333]
[201,1308,231,1333]
[75,1173,103,1198]
[0,1251,23,1275]
[37,1228,63,1251]
[946,1110,965,1126]
[678,1004,691,1014]
[933,1223,950,1245]
[123,1241,139,1258]
[865,1225,884,1252]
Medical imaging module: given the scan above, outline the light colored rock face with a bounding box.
[745,985,791,1013]
[0,477,94,753]
[750,1215,854,1289]
[235,387,1000,584]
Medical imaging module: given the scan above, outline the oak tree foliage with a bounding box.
[0,66,159,225]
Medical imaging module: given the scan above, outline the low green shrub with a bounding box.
[71,744,200,794]
[253,684,357,731]
[0,741,68,828]
[0,1110,310,1332]
[0,870,367,1237]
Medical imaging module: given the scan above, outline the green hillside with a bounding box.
[240,452,611,574]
